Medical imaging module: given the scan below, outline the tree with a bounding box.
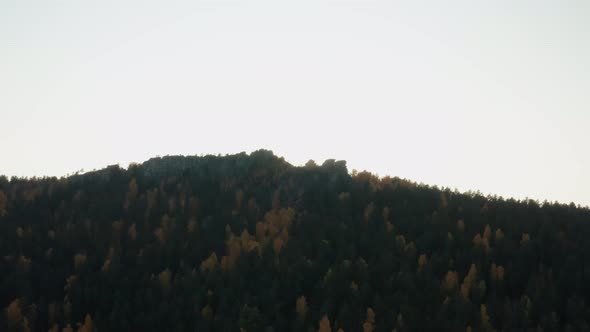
[0,190,6,217]
[239,305,265,332]
[417,254,428,272]
[480,304,492,331]
[443,271,459,291]
[457,219,465,232]
[159,269,172,295]
[318,315,332,332]
[5,299,22,328]
[363,307,375,332]
[78,314,93,332]
[296,296,308,321]
[201,305,213,321]
[200,253,219,272]
[125,178,138,208]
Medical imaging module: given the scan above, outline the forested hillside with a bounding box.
[1,150,589,331]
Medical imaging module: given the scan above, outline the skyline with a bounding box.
[1,0,589,207]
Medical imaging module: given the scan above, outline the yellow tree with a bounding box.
[457,219,465,232]
[78,314,93,332]
[125,178,138,209]
[363,307,375,332]
[201,305,213,321]
[295,296,307,320]
[480,304,492,331]
[187,218,198,233]
[521,233,531,245]
[461,264,477,300]
[443,271,459,291]
[128,223,137,241]
[74,253,87,270]
[273,237,285,255]
[200,253,219,272]
[417,254,428,272]
[382,207,394,232]
[5,298,22,327]
[318,315,332,332]
[497,266,505,281]
[0,190,7,216]
[158,269,172,295]
[495,228,504,242]
[154,228,165,245]
[363,203,375,223]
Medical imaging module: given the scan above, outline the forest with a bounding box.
[1,150,589,331]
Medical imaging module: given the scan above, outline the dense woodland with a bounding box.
[1,150,589,331]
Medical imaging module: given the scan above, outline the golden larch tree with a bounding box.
[128,223,137,241]
[74,253,87,270]
[363,307,376,332]
[318,315,332,332]
[78,314,93,332]
[483,225,492,241]
[443,271,459,291]
[460,264,478,300]
[154,228,165,245]
[200,253,219,272]
[125,178,138,209]
[295,296,307,320]
[201,305,213,321]
[495,228,504,241]
[235,189,244,213]
[158,269,172,293]
[5,298,22,327]
[417,254,428,272]
[480,304,492,331]
[457,219,465,232]
[363,203,375,223]
[521,233,531,245]
[497,265,505,281]
[0,190,7,216]
[187,218,197,233]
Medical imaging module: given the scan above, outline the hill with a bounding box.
[1,150,589,331]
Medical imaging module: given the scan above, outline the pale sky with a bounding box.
[1,0,589,206]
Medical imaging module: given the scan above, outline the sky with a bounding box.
[1,0,589,206]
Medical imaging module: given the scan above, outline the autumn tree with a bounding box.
[0,190,7,217]
[296,296,308,320]
[78,314,93,332]
[200,253,219,272]
[238,305,265,332]
[457,219,465,232]
[363,307,375,332]
[5,299,22,328]
[443,271,459,292]
[124,178,138,209]
[318,315,332,332]
[417,254,428,272]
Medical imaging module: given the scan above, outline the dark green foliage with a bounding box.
[0,150,589,331]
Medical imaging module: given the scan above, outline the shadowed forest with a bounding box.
[1,150,589,331]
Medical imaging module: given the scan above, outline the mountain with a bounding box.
[1,150,589,331]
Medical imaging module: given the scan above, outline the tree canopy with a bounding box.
[1,150,589,331]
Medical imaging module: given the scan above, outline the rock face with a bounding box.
[140,150,305,179]
[141,155,205,178]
